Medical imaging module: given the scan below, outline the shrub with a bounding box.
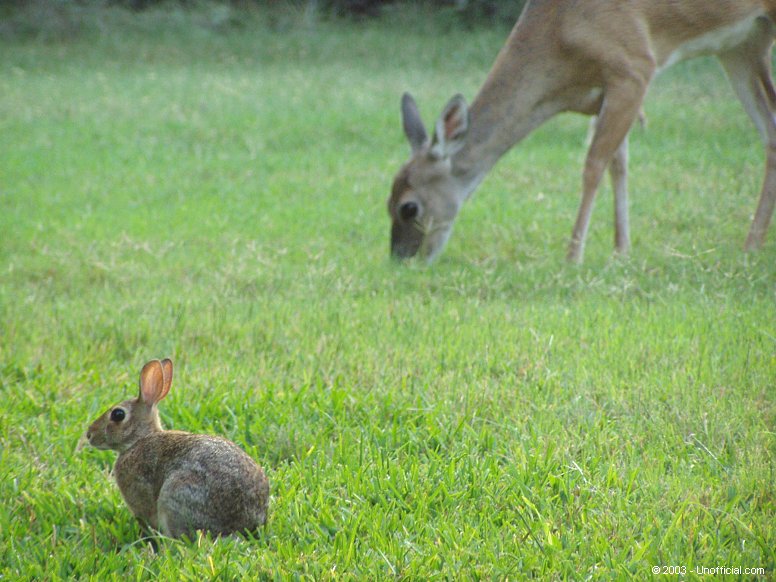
[0,0,87,40]
[0,0,528,40]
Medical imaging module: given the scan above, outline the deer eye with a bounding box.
[110,408,126,422]
[399,201,419,221]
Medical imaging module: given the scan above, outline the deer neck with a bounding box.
[451,25,573,198]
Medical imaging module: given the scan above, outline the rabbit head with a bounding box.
[86,359,173,453]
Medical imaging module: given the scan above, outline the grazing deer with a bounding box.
[388,0,776,263]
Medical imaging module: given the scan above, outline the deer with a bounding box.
[387,0,776,263]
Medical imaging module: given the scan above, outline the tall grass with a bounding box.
[1,5,774,579]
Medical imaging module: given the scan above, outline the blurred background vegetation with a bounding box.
[1,0,528,40]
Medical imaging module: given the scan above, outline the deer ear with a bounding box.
[429,94,469,160]
[401,92,428,153]
[138,360,168,406]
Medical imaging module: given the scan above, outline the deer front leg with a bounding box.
[610,135,630,254]
[586,116,632,254]
[567,78,648,263]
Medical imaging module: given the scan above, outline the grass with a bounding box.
[1,4,775,579]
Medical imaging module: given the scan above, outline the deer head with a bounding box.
[388,92,472,261]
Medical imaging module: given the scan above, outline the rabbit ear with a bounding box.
[138,360,168,406]
[160,358,174,400]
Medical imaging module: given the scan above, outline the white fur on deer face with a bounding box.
[388,93,471,261]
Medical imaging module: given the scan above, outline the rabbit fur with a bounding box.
[85,358,269,539]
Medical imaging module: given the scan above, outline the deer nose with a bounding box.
[391,221,424,259]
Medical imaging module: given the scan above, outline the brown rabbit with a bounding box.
[85,358,269,539]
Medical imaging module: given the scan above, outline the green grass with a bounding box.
[1,5,775,580]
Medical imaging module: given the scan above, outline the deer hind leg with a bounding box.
[567,76,649,263]
[718,18,776,250]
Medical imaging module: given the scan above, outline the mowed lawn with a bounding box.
[1,6,774,579]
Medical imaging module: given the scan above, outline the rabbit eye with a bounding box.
[110,408,126,422]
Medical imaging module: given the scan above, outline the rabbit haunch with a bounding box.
[85,358,269,539]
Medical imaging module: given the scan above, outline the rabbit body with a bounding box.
[86,359,269,539]
[114,430,269,538]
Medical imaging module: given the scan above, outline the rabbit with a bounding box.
[84,358,269,540]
